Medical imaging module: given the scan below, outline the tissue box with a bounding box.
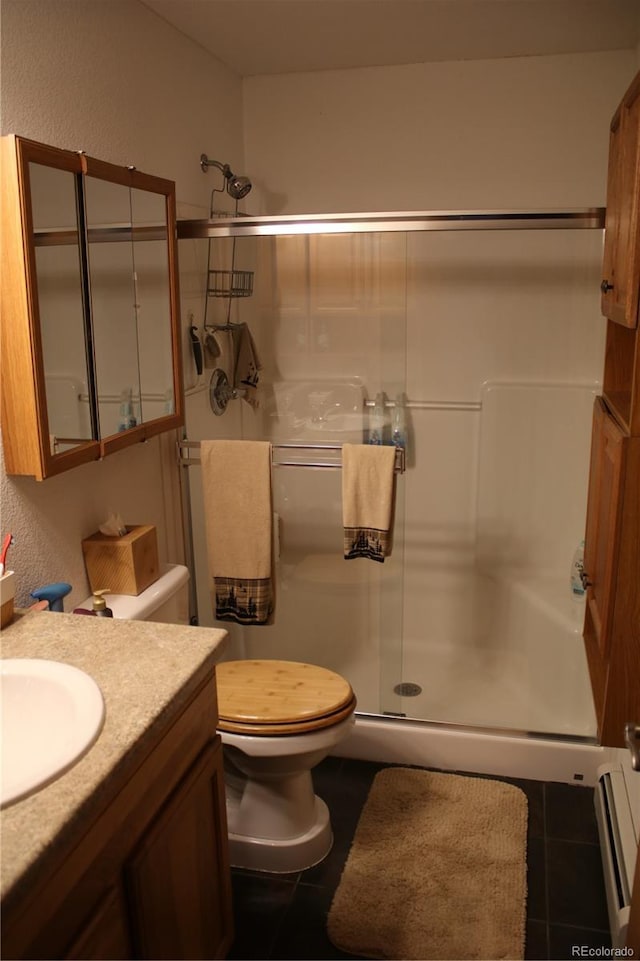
[82,525,159,596]
[1,571,16,628]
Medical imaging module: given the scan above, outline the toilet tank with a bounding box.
[80,564,190,624]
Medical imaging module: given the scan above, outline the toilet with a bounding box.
[216,659,356,873]
[82,568,357,874]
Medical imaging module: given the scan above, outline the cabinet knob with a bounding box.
[580,570,593,590]
[601,280,614,293]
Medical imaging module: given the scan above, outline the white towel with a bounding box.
[200,440,274,625]
[213,323,262,408]
[342,444,396,562]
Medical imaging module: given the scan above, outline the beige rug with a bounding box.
[327,767,528,961]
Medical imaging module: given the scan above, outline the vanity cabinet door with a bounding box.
[64,884,132,961]
[600,71,640,329]
[126,738,234,961]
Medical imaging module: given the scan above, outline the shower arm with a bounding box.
[200,154,230,177]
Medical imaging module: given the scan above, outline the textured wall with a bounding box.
[0,0,244,609]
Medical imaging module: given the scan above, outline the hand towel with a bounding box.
[200,440,274,625]
[342,444,396,562]
[210,323,262,408]
[233,322,262,392]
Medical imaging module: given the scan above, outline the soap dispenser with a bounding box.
[91,589,114,618]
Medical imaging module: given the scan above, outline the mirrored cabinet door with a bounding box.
[129,183,176,431]
[84,170,142,439]
[1,136,100,479]
[30,162,96,454]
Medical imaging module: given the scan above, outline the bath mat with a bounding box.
[327,767,527,961]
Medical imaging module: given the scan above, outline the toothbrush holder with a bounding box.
[1,571,16,628]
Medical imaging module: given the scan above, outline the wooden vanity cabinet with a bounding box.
[582,69,640,747]
[0,135,183,481]
[1,672,234,961]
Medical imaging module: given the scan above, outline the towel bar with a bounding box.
[177,440,406,474]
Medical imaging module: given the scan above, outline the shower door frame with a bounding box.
[177,205,607,740]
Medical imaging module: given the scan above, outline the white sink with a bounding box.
[1,658,105,808]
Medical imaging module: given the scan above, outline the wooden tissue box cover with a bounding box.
[82,525,159,596]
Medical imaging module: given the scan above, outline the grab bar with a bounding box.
[364,398,482,412]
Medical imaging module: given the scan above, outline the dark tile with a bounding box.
[227,869,298,960]
[527,836,547,922]
[270,881,363,960]
[548,923,612,960]
[547,839,609,931]
[505,776,545,841]
[545,782,599,844]
[525,919,549,960]
[306,757,387,887]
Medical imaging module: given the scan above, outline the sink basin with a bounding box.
[1,658,105,808]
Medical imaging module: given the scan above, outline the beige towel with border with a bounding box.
[200,439,274,625]
[342,443,396,562]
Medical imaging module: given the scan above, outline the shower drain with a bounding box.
[393,682,422,697]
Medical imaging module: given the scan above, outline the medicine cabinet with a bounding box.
[0,135,183,481]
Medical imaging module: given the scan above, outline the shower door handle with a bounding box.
[624,722,640,771]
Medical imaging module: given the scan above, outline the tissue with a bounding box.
[99,513,127,537]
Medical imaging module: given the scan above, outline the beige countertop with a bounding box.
[0,609,228,905]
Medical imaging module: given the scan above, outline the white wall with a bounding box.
[244,51,637,214]
[0,0,244,608]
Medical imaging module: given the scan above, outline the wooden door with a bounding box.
[583,398,626,659]
[601,72,640,328]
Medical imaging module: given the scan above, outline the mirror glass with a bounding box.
[130,187,175,423]
[29,162,93,454]
[84,176,141,436]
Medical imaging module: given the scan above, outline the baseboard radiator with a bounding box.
[594,755,638,948]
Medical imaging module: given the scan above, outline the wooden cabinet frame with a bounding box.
[1,135,184,480]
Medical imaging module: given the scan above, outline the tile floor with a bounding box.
[227,756,611,961]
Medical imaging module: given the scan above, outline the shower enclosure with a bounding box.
[177,208,606,745]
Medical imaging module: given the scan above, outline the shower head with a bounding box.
[227,174,252,200]
[200,154,252,200]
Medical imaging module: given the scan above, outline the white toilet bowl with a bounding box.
[80,578,356,875]
[216,659,356,873]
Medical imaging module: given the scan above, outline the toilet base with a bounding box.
[227,796,333,873]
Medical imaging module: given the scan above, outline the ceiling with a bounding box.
[140,0,640,77]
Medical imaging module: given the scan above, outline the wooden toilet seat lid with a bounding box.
[216,659,356,734]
